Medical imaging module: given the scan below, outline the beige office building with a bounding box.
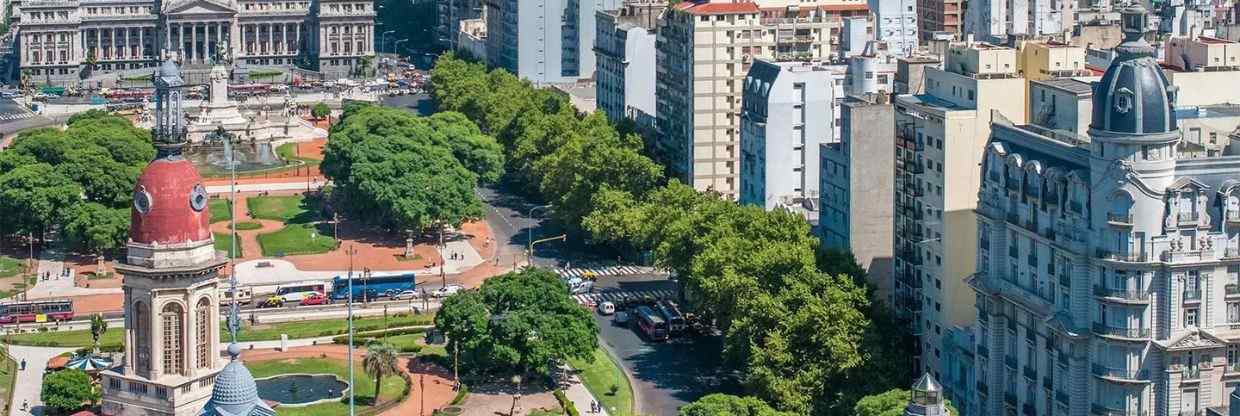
[655,0,868,199]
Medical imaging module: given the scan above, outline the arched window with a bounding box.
[162,303,185,376]
[196,298,211,369]
[134,301,150,374]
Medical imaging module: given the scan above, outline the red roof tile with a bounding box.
[675,1,760,15]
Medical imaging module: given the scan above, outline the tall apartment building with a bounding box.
[655,0,868,199]
[484,0,620,84]
[869,0,916,56]
[892,40,1028,380]
[595,0,660,132]
[963,0,1074,42]
[436,0,483,49]
[820,93,895,303]
[971,7,1240,416]
[738,59,833,221]
[917,0,961,41]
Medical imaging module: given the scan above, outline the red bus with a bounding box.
[633,306,668,341]
[0,300,74,324]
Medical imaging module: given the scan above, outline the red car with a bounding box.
[300,293,330,306]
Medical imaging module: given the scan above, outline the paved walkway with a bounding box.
[6,345,74,416]
[204,180,327,194]
[21,247,125,301]
[562,366,610,416]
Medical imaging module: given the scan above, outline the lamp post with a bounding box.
[394,39,408,56]
[526,205,551,267]
[345,245,358,416]
[528,235,566,268]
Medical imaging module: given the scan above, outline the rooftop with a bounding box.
[1175,104,1240,119]
[1032,78,1094,96]
[673,1,759,15]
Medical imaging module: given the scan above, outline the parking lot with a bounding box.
[591,276,741,416]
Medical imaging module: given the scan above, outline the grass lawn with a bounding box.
[6,314,435,348]
[567,348,633,416]
[276,143,322,165]
[248,357,406,415]
[0,347,16,408]
[209,199,233,223]
[0,256,23,278]
[247,195,316,223]
[257,223,336,257]
[214,233,243,258]
[235,221,264,231]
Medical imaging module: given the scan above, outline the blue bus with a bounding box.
[329,273,418,300]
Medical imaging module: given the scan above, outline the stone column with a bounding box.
[191,22,198,63]
[281,23,287,54]
[95,28,102,60]
[216,22,222,58]
[295,23,300,52]
[178,23,185,59]
[268,22,274,55]
[320,24,326,56]
[124,27,130,59]
[165,22,171,53]
[138,27,144,60]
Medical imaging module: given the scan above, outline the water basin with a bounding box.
[255,374,349,406]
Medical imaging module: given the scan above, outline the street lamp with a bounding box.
[345,245,359,416]
[394,39,409,56]
[381,30,395,57]
[526,205,551,264]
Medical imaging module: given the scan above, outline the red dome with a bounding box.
[129,157,212,245]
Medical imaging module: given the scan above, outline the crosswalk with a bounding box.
[573,288,677,306]
[0,111,33,121]
[553,265,656,279]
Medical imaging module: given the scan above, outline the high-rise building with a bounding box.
[869,0,917,56]
[972,6,1240,416]
[820,93,895,302]
[484,0,620,84]
[100,58,228,416]
[892,39,1028,380]
[962,0,1074,42]
[738,59,834,219]
[654,0,869,199]
[916,0,961,41]
[595,0,660,132]
[437,0,483,49]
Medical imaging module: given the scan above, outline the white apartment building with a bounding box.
[868,0,916,56]
[595,0,660,132]
[654,0,868,199]
[739,59,833,218]
[972,6,1240,416]
[962,0,1074,42]
[893,39,1028,380]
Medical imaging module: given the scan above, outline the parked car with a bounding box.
[613,310,630,326]
[257,296,284,308]
[392,289,420,300]
[597,301,616,316]
[299,293,330,306]
[431,285,463,298]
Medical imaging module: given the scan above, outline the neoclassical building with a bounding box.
[13,0,374,83]
[971,6,1240,416]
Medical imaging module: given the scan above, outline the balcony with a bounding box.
[1023,366,1037,381]
[1004,392,1018,407]
[1092,323,1151,340]
[1092,363,1149,382]
[1229,211,1240,223]
[1184,290,1202,303]
[1058,351,1069,366]
[1096,249,1148,263]
[1093,285,1151,302]
[1055,390,1069,405]
[1023,403,1036,416]
[977,345,989,357]
[1004,355,1017,369]
[909,161,925,174]
[1060,274,1071,287]
[1226,361,1240,374]
[1182,364,1201,381]
[1006,210,1021,224]
[1228,283,1240,298]
[977,380,988,395]
[1092,404,1147,416]
[1178,211,1199,223]
[1107,212,1134,227]
[1042,376,1053,390]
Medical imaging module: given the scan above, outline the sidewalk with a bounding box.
[563,373,610,416]
[6,344,74,416]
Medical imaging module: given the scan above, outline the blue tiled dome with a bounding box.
[1090,5,1177,136]
[199,344,276,416]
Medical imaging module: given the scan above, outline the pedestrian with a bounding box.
[21,399,27,411]
[20,358,25,371]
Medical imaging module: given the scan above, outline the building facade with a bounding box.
[655,0,868,199]
[892,39,1028,380]
[916,0,961,41]
[820,94,895,303]
[484,0,620,84]
[962,0,1074,42]
[436,0,482,49]
[738,59,833,218]
[594,0,659,131]
[14,0,375,83]
[869,0,916,56]
[972,7,1240,416]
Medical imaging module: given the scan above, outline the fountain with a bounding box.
[255,374,350,406]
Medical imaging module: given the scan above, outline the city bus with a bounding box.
[275,282,327,303]
[633,306,669,342]
[0,299,74,324]
[329,273,418,301]
[655,300,686,334]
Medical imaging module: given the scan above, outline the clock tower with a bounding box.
[100,58,228,416]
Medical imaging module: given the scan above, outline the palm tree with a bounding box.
[362,341,400,405]
[89,313,107,354]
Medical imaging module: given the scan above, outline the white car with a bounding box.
[597,301,615,316]
[431,285,463,298]
[393,290,419,300]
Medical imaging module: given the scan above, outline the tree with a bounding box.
[853,389,958,416]
[679,394,796,416]
[90,313,108,354]
[434,268,598,377]
[0,164,83,238]
[41,369,98,414]
[312,102,331,121]
[362,341,401,404]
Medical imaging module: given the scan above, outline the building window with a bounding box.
[196,298,211,369]
[1185,308,1199,328]
[134,302,150,374]
[1229,302,1240,323]
[162,303,185,375]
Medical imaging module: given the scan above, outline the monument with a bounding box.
[184,46,298,144]
[100,58,229,416]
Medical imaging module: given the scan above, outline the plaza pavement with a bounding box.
[6,344,74,416]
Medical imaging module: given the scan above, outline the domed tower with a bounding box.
[1088,5,1181,258]
[101,58,228,416]
[904,373,949,416]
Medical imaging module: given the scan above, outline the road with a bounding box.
[591,277,740,416]
[476,185,562,269]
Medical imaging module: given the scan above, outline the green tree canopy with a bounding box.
[434,268,598,377]
[41,368,99,414]
[312,102,330,119]
[62,203,130,255]
[0,163,83,237]
[679,394,797,416]
[853,388,958,416]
